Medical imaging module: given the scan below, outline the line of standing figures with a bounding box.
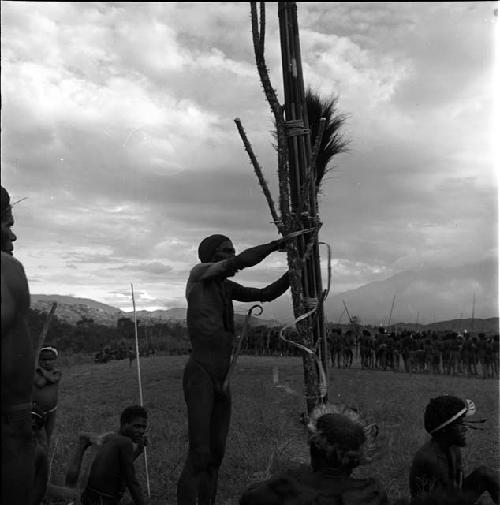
[328,327,499,378]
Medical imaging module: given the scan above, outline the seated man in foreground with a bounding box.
[240,403,388,505]
[80,405,148,505]
[409,395,498,504]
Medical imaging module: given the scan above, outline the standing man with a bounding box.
[177,234,291,505]
[128,345,136,368]
[1,185,35,505]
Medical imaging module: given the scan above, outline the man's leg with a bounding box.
[1,412,34,505]
[204,385,232,505]
[32,433,49,505]
[177,359,215,505]
[463,466,499,504]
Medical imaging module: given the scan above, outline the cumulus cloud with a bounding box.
[1,2,496,319]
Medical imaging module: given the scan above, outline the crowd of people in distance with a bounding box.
[328,326,499,379]
[241,325,499,380]
[2,183,499,505]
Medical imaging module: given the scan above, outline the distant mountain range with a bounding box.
[30,294,280,327]
[325,258,498,326]
[31,258,498,331]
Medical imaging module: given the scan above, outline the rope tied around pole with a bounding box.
[284,119,310,137]
[278,242,332,404]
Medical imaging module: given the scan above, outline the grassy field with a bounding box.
[48,354,499,504]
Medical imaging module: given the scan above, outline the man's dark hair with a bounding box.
[424,396,466,434]
[1,185,11,218]
[309,413,365,472]
[120,405,147,425]
[198,234,230,262]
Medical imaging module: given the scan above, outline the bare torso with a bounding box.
[33,368,61,411]
[1,252,34,409]
[1,251,36,505]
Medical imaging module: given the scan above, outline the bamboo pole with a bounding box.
[242,3,330,415]
[278,2,327,414]
[130,284,151,499]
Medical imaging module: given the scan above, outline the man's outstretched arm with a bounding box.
[197,239,288,282]
[228,272,289,303]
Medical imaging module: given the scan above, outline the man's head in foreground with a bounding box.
[307,403,378,475]
[424,395,477,447]
[1,185,17,255]
[120,405,148,444]
[198,234,234,263]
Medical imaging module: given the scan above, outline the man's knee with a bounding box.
[211,448,226,469]
[465,466,499,503]
[189,448,212,472]
[32,442,49,505]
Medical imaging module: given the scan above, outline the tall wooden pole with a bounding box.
[278,2,327,414]
[130,284,151,498]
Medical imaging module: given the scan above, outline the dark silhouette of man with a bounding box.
[1,185,35,505]
[177,234,291,505]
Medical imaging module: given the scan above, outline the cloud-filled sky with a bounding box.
[1,2,498,321]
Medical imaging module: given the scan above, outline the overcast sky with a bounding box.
[1,2,497,319]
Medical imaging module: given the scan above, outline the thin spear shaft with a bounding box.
[342,300,353,323]
[37,302,58,365]
[387,294,396,327]
[471,293,476,332]
[130,284,151,498]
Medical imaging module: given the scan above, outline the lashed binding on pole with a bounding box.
[130,284,151,498]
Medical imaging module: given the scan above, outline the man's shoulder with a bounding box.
[188,259,237,282]
[1,252,30,309]
[1,252,26,277]
[100,432,132,448]
[411,439,445,468]
[189,262,212,277]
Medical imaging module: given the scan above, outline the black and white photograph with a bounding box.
[1,3,498,505]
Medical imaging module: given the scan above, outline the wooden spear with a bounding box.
[130,284,151,499]
[471,293,476,332]
[342,300,353,324]
[387,294,396,328]
[37,302,58,364]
